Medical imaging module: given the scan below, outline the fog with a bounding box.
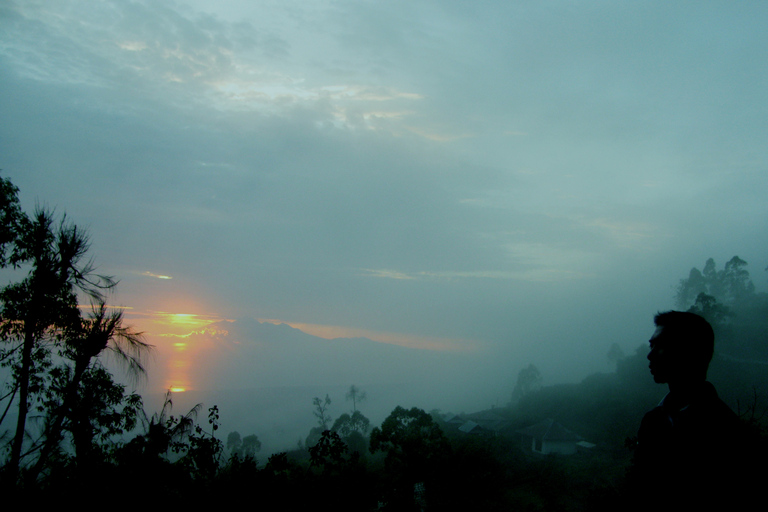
[2,1,768,458]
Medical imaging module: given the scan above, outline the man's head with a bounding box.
[648,311,714,385]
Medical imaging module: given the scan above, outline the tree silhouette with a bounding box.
[0,173,28,267]
[332,410,371,437]
[0,174,150,481]
[1,207,117,480]
[30,301,150,478]
[511,363,543,403]
[227,431,261,460]
[370,406,450,478]
[331,410,371,455]
[312,394,332,430]
[675,256,768,358]
[345,384,366,412]
[676,256,755,309]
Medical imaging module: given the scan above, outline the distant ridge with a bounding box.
[174,318,463,391]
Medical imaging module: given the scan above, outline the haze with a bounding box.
[2,1,767,453]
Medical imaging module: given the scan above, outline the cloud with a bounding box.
[258,318,474,352]
[360,269,415,280]
[361,267,588,284]
[141,271,173,280]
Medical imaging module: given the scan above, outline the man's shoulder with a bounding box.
[698,382,738,417]
[637,403,671,442]
[685,382,742,438]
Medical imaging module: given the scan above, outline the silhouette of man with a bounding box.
[630,311,743,508]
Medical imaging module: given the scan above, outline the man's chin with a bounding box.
[652,373,667,384]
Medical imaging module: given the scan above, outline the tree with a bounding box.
[308,430,347,472]
[1,208,119,479]
[227,431,261,460]
[0,173,28,267]
[345,384,366,412]
[676,256,755,309]
[369,406,450,479]
[29,301,150,478]
[305,394,333,448]
[0,174,27,436]
[0,174,147,482]
[332,410,370,437]
[135,390,201,459]
[183,405,225,481]
[686,292,732,332]
[53,364,143,470]
[226,431,242,455]
[675,256,768,358]
[511,363,543,403]
[331,410,371,455]
[312,394,332,430]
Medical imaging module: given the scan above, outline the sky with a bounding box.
[2,0,768,408]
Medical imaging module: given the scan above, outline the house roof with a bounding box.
[443,414,465,425]
[464,410,509,431]
[458,420,485,434]
[516,418,582,442]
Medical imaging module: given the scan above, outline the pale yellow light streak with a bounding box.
[141,271,173,280]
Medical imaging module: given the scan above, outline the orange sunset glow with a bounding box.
[123,307,232,394]
[123,302,475,394]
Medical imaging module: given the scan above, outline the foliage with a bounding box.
[676,256,768,360]
[312,394,332,430]
[28,301,150,479]
[331,410,370,455]
[345,384,366,412]
[226,430,261,460]
[182,405,225,481]
[53,364,143,456]
[687,292,733,332]
[308,430,348,472]
[0,173,29,267]
[1,209,108,476]
[676,256,755,309]
[133,391,201,458]
[0,175,152,483]
[331,410,370,437]
[370,406,450,480]
[511,363,543,403]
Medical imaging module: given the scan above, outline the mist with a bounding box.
[2,1,768,508]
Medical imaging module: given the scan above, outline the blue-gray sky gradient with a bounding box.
[2,0,767,393]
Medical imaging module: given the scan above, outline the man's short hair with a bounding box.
[654,310,715,371]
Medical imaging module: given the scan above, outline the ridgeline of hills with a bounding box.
[184,317,464,389]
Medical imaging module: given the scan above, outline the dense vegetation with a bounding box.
[2,173,766,510]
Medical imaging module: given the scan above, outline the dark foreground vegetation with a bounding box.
[2,173,767,510]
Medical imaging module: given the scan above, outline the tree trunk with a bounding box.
[8,328,35,481]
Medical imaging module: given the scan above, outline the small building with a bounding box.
[517,418,583,455]
[458,420,487,435]
[465,410,508,432]
[443,413,466,428]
